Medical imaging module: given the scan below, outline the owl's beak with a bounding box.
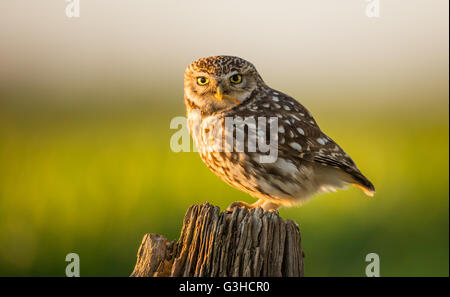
[214,86,224,101]
[214,85,240,105]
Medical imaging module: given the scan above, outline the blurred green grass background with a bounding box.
[0,86,448,276]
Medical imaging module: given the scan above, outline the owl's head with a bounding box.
[184,56,264,114]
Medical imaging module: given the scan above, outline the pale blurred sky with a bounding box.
[0,0,448,106]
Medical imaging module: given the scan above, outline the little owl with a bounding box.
[184,55,375,211]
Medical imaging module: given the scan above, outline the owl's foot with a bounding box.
[260,201,281,212]
[266,208,280,215]
[227,199,281,212]
[226,201,255,212]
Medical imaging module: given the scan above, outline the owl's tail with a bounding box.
[349,172,375,197]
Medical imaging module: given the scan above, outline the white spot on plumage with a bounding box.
[289,142,302,151]
[278,125,285,133]
[320,185,337,193]
[275,158,299,175]
[297,127,305,135]
[273,96,279,102]
[317,138,328,145]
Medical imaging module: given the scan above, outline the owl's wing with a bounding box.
[222,89,374,194]
[271,93,375,194]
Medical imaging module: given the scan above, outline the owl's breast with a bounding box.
[186,109,300,203]
[187,110,226,159]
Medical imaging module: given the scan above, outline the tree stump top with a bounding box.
[131,202,304,277]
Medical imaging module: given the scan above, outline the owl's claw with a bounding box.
[267,208,279,215]
[226,201,253,212]
[227,200,281,213]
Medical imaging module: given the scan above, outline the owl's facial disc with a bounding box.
[184,56,263,114]
[185,72,256,114]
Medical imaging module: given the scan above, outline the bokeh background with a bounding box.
[0,0,448,276]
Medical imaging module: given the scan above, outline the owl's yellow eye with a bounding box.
[197,77,209,86]
[230,74,242,84]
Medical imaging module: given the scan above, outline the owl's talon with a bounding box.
[268,209,279,215]
[226,201,252,212]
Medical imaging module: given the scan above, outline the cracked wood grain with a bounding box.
[130,202,304,277]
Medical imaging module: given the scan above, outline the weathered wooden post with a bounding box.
[131,202,304,277]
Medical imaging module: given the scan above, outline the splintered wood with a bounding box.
[131,202,304,277]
